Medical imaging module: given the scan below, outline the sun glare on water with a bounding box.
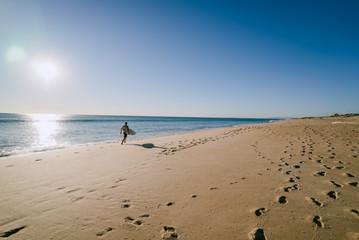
[27,114,63,148]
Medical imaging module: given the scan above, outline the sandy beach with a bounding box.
[0,117,358,240]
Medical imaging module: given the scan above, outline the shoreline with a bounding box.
[1,121,278,159]
[1,117,358,239]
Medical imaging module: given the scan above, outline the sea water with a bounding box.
[0,113,281,157]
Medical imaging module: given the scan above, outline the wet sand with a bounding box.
[0,117,358,239]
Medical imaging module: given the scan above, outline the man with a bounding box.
[120,121,129,145]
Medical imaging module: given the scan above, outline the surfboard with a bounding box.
[128,128,136,135]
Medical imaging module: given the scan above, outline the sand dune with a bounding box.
[1,117,358,239]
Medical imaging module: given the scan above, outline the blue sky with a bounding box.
[1,0,358,118]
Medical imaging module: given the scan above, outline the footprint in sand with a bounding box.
[121,200,131,208]
[161,226,178,240]
[66,188,81,193]
[345,173,355,178]
[277,196,287,204]
[329,180,343,188]
[96,227,113,237]
[314,171,326,177]
[124,217,144,226]
[309,197,324,207]
[121,203,131,208]
[0,226,26,238]
[133,220,143,226]
[124,216,134,221]
[313,216,324,228]
[71,196,84,202]
[249,228,266,240]
[255,208,267,216]
[348,182,358,187]
[327,191,338,199]
[115,178,127,183]
[350,209,359,216]
[284,184,299,192]
[323,165,332,170]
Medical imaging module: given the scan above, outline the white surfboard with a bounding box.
[128,128,136,135]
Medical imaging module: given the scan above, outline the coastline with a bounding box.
[1,122,257,160]
[1,117,358,239]
[0,113,279,158]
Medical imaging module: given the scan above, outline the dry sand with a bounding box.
[0,117,358,240]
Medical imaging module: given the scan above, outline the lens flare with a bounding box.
[5,46,26,63]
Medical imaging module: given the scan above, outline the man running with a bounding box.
[120,121,129,145]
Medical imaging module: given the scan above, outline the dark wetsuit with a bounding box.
[123,125,129,138]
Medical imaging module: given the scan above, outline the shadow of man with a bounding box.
[141,143,155,149]
[130,143,167,150]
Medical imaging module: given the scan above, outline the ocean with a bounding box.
[0,113,280,157]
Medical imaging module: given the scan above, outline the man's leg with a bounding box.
[122,133,127,144]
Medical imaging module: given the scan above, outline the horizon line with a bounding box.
[0,112,289,119]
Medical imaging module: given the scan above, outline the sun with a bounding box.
[30,58,60,81]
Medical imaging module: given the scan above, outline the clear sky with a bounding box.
[1,0,358,118]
